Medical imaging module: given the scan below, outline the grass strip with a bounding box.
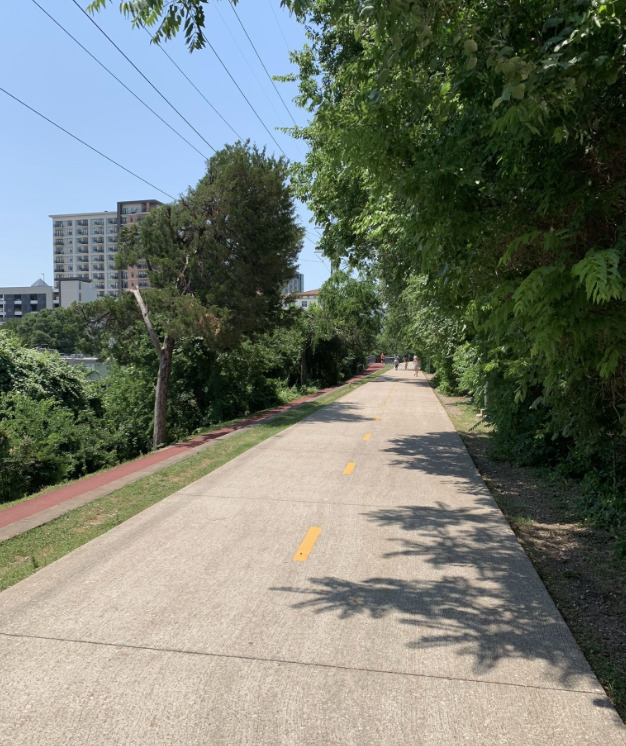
[0,368,385,593]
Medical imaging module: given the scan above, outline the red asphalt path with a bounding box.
[0,364,382,532]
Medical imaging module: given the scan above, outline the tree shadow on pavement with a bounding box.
[382,433,484,490]
[271,501,594,688]
[299,401,374,425]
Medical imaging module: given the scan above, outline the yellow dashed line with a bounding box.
[363,433,371,441]
[374,417,381,421]
[343,461,356,475]
[293,527,322,562]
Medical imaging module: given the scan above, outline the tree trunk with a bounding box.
[153,335,174,449]
[300,344,308,386]
[129,288,176,450]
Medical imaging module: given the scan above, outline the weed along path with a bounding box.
[0,370,625,744]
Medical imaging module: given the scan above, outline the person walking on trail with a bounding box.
[403,355,408,370]
[413,356,420,377]
[380,352,385,366]
[394,355,399,371]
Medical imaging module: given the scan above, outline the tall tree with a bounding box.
[118,142,302,447]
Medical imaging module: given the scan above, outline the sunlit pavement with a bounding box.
[1,369,624,744]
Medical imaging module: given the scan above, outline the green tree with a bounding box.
[318,270,381,366]
[1,307,88,354]
[118,141,303,447]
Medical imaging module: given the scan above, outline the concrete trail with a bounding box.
[0,370,624,745]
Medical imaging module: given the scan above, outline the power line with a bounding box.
[203,37,287,157]
[303,231,320,246]
[0,87,175,200]
[229,4,299,129]
[142,26,243,141]
[70,0,216,153]
[265,0,292,56]
[213,3,282,122]
[30,0,209,161]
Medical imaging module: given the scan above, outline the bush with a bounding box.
[0,392,116,501]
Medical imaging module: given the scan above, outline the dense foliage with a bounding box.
[2,307,88,354]
[281,0,626,527]
[0,336,116,499]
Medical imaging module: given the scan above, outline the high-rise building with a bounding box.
[282,272,304,295]
[50,199,161,298]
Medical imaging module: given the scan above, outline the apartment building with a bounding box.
[282,272,304,295]
[51,199,161,298]
[0,279,54,322]
[0,278,98,323]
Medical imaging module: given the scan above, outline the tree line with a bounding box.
[0,143,381,502]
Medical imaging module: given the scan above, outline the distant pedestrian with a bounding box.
[380,352,385,366]
[403,355,408,370]
[394,355,399,371]
[413,356,420,377]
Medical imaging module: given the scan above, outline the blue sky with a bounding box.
[0,0,329,291]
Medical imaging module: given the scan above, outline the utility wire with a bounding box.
[229,3,299,129]
[70,0,216,152]
[213,3,282,122]
[0,87,175,200]
[142,26,243,141]
[30,0,209,160]
[203,37,286,156]
[265,0,292,56]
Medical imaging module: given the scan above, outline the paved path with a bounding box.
[0,366,379,542]
[0,370,624,744]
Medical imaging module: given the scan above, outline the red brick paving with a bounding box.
[0,364,382,532]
